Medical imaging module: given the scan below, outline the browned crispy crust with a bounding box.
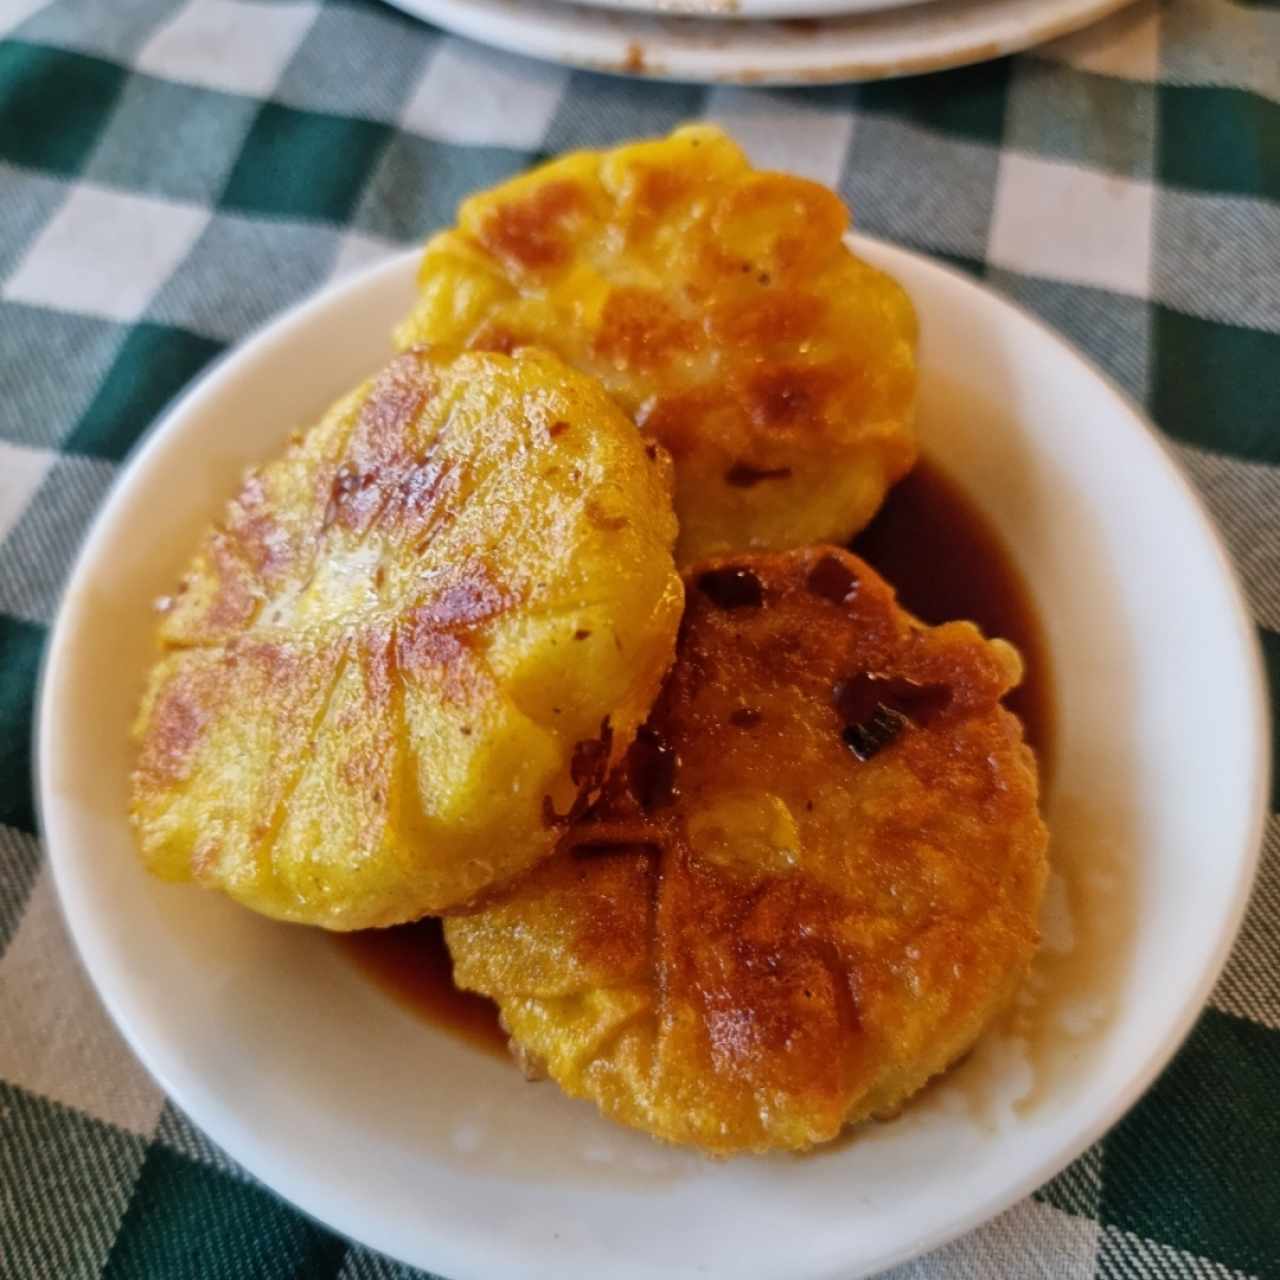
[130,347,682,929]
[447,547,1048,1154]
[396,126,918,564]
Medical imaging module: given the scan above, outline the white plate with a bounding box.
[39,240,1268,1280]
[382,0,1136,84]
[551,0,936,25]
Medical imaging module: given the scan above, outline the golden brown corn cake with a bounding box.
[396,125,918,564]
[447,547,1047,1155]
[131,347,683,929]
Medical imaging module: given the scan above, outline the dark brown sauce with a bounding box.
[337,917,508,1057]
[340,457,1055,1053]
[853,458,1055,781]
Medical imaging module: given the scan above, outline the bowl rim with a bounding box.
[34,237,1271,1280]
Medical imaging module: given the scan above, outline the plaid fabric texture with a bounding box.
[1,0,1277,1275]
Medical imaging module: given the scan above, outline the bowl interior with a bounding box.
[38,242,1266,1280]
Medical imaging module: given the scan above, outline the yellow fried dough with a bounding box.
[131,347,683,928]
[447,547,1047,1154]
[396,125,918,564]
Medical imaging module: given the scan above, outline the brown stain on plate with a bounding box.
[574,0,1135,86]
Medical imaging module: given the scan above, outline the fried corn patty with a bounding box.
[396,125,918,564]
[131,347,683,929]
[446,547,1047,1154]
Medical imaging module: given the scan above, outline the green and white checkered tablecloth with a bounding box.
[1,0,1277,1275]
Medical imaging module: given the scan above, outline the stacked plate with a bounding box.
[384,0,1137,86]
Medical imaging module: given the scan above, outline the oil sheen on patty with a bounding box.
[446,547,1047,1154]
[131,347,683,929]
[397,125,918,565]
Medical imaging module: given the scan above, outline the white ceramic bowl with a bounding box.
[38,240,1268,1280]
